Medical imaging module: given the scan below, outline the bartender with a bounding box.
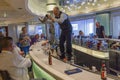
[47,7,72,61]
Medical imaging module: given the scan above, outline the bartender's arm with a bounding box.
[48,13,67,23]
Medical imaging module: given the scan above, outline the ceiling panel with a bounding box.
[0,0,34,26]
[0,0,120,26]
[60,0,120,16]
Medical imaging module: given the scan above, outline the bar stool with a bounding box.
[0,70,13,80]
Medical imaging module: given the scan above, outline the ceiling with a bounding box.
[60,0,120,16]
[0,0,34,26]
[0,0,120,26]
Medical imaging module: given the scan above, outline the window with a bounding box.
[71,20,85,36]
[54,22,60,39]
[85,19,94,35]
[35,25,43,35]
[28,25,36,35]
[112,16,120,38]
[71,18,94,36]
[0,27,6,36]
[17,25,25,38]
[72,24,78,31]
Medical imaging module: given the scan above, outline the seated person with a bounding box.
[108,35,112,38]
[41,40,49,46]
[77,30,84,38]
[13,43,24,56]
[111,41,120,49]
[118,36,120,39]
[40,33,46,40]
[0,37,31,80]
[31,34,40,44]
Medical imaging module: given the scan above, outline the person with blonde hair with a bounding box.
[19,27,31,55]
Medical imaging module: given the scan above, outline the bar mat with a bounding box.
[64,68,82,75]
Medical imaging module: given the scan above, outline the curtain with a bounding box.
[71,18,94,36]
[112,16,120,38]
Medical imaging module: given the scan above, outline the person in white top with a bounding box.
[0,37,31,80]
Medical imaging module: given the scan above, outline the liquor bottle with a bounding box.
[48,51,52,65]
[97,41,102,50]
[101,63,107,80]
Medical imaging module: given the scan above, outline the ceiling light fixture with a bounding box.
[59,0,111,15]
[87,2,90,5]
[104,0,107,2]
[18,8,23,10]
[78,6,81,9]
[92,3,95,6]
[81,2,86,5]
[97,4,100,6]
[3,12,7,18]
[85,6,88,9]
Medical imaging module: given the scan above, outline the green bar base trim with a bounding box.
[32,61,56,80]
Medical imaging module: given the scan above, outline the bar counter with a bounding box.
[29,41,114,80]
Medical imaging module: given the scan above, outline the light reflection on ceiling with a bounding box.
[59,0,120,16]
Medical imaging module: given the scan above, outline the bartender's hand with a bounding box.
[47,15,55,22]
[41,40,49,46]
[25,54,30,58]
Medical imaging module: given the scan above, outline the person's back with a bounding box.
[0,37,31,80]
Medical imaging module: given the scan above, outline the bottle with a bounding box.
[97,41,101,50]
[101,63,107,80]
[48,51,52,65]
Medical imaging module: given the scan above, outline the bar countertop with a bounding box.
[29,41,114,80]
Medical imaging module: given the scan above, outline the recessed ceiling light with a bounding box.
[63,9,65,12]
[18,8,23,10]
[97,4,100,6]
[64,6,67,8]
[3,12,7,17]
[70,4,74,7]
[67,6,71,10]
[94,0,97,3]
[92,3,95,6]
[81,2,85,5]
[66,1,70,4]
[89,0,93,2]
[104,0,107,2]
[78,6,81,9]
[85,7,88,9]
[87,2,90,5]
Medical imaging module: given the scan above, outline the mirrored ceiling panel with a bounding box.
[59,0,120,16]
